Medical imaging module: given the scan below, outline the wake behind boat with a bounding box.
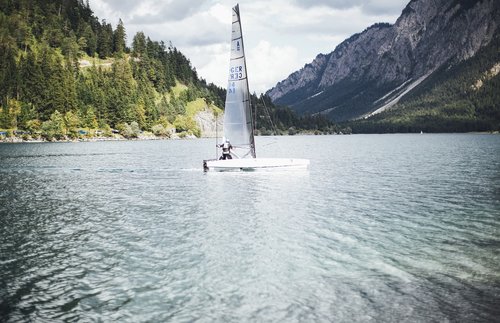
[203,4,309,172]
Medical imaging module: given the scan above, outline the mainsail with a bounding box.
[223,4,256,158]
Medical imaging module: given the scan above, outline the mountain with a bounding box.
[266,0,500,131]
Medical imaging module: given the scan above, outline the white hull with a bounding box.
[204,158,309,172]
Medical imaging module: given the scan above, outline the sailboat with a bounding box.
[203,4,309,172]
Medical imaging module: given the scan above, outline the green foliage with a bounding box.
[25,119,41,135]
[113,19,126,54]
[41,110,66,140]
[132,32,146,57]
[64,111,80,138]
[151,123,171,137]
[253,94,338,134]
[97,20,113,59]
[117,121,140,138]
[81,106,98,129]
[0,98,21,129]
[0,0,334,140]
[173,115,200,137]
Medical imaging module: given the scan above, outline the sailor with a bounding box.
[218,138,233,160]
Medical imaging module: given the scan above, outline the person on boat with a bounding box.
[218,138,233,160]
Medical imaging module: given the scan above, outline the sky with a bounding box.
[89,0,409,94]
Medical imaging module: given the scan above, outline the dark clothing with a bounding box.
[218,141,233,160]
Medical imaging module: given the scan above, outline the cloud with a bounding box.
[184,43,230,87]
[182,40,300,95]
[129,0,210,24]
[262,6,375,35]
[90,0,209,24]
[290,0,408,15]
[291,0,363,10]
[361,0,409,15]
[247,41,300,94]
[90,0,137,16]
[89,0,409,93]
[126,6,228,48]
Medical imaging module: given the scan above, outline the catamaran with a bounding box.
[203,4,309,172]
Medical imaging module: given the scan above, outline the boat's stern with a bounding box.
[203,159,212,172]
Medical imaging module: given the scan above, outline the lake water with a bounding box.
[0,134,499,322]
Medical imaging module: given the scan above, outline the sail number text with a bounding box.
[229,66,244,80]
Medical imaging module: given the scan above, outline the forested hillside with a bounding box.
[349,34,500,133]
[252,94,343,135]
[0,0,334,140]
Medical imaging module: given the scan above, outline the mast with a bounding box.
[234,4,256,158]
[223,4,256,159]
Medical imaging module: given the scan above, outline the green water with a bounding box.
[1,134,499,321]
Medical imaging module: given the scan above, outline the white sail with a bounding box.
[223,4,256,158]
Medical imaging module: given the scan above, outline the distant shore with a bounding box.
[0,130,334,143]
[0,133,199,144]
[2,132,495,144]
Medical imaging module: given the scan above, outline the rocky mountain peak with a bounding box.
[266,0,500,121]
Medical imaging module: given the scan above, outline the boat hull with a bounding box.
[203,158,310,172]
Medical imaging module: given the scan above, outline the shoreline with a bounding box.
[0,133,197,144]
[1,131,497,144]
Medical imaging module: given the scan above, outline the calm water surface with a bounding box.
[1,134,499,322]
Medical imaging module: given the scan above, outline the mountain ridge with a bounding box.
[266,0,500,128]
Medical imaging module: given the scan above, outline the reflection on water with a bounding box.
[1,134,499,321]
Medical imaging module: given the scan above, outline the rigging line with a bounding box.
[261,97,278,135]
[215,111,218,159]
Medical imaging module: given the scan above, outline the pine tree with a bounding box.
[18,50,44,111]
[113,18,126,54]
[40,47,66,118]
[97,19,113,58]
[81,23,97,55]
[108,58,136,126]
[0,45,17,104]
[132,31,146,57]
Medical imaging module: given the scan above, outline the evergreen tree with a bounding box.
[78,64,109,125]
[18,50,44,111]
[97,19,113,58]
[80,23,97,56]
[132,31,146,57]
[0,45,17,104]
[18,101,38,130]
[61,32,80,66]
[113,18,126,54]
[108,58,136,126]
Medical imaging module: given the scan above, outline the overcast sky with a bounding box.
[90,0,409,94]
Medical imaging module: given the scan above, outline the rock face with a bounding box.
[266,0,500,121]
[194,109,223,138]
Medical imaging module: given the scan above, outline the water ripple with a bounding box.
[1,135,499,321]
